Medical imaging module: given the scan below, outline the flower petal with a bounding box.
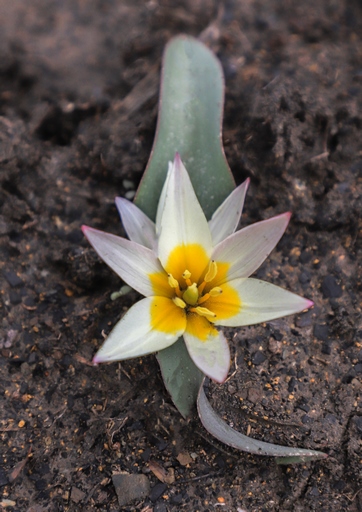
[157,154,213,268]
[212,212,291,282]
[204,281,241,322]
[155,160,172,236]
[214,278,313,327]
[208,178,250,245]
[115,197,156,250]
[82,225,164,296]
[184,315,230,383]
[93,297,186,363]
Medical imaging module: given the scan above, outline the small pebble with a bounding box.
[353,416,362,434]
[321,275,343,298]
[150,482,167,502]
[268,338,282,354]
[123,179,135,189]
[321,341,332,355]
[125,190,136,200]
[70,487,86,503]
[154,503,167,512]
[112,473,150,507]
[252,351,267,365]
[3,270,24,287]
[313,324,329,341]
[9,290,22,305]
[247,387,263,404]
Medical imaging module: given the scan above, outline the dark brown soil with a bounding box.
[1,1,361,511]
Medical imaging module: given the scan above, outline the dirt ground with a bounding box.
[1,1,361,511]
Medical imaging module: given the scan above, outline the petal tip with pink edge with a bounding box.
[92,353,104,365]
[210,366,229,384]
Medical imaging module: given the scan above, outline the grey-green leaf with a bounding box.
[197,384,327,462]
[134,35,235,221]
[156,338,204,418]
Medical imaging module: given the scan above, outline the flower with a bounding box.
[82,154,313,383]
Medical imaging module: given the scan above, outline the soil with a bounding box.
[1,1,361,511]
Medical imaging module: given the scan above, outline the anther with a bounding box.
[172,297,187,309]
[209,287,223,296]
[182,269,192,287]
[168,273,181,297]
[190,306,217,319]
[204,260,218,283]
[182,270,191,280]
[168,274,179,289]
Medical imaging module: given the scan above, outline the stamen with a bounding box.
[198,281,207,295]
[209,287,223,296]
[168,273,181,297]
[198,287,223,305]
[204,260,218,282]
[182,269,192,287]
[168,273,179,289]
[172,297,187,309]
[190,306,216,319]
[197,293,210,304]
[182,283,199,306]
[182,269,191,280]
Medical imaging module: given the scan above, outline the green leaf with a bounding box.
[134,35,234,221]
[134,36,235,418]
[197,384,327,462]
[156,338,204,418]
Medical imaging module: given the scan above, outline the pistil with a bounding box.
[182,283,199,306]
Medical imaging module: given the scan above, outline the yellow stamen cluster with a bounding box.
[169,261,222,320]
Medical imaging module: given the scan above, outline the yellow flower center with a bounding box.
[149,244,241,338]
[168,260,222,320]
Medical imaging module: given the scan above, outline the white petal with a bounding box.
[93,298,185,363]
[208,178,250,245]
[157,154,213,268]
[155,160,172,236]
[184,318,230,383]
[82,225,163,297]
[212,212,291,282]
[115,197,156,250]
[214,278,313,327]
